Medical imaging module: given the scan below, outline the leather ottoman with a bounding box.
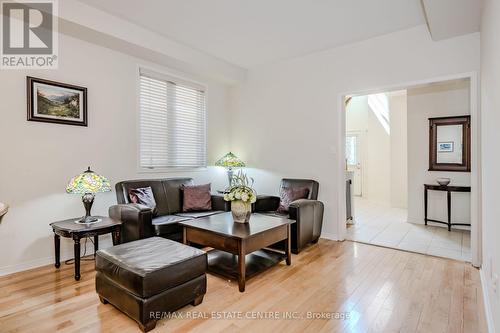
[95,237,207,332]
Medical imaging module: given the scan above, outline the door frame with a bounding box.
[336,71,481,267]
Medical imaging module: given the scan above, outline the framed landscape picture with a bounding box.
[27,77,87,126]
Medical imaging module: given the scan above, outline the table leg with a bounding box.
[238,241,246,292]
[94,235,99,257]
[183,227,187,245]
[447,190,452,231]
[424,187,428,226]
[54,233,60,268]
[286,225,291,266]
[74,237,81,281]
[112,227,120,245]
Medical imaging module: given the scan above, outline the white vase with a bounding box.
[231,200,251,223]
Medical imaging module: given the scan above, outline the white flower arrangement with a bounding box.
[223,170,257,203]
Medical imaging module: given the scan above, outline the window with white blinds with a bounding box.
[139,68,207,169]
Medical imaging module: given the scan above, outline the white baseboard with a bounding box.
[0,256,54,277]
[406,217,424,224]
[480,268,496,333]
[320,232,339,241]
[0,251,92,277]
[0,242,99,277]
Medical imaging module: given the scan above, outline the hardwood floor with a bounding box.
[0,240,487,333]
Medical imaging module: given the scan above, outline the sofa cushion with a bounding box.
[182,183,212,212]
[152,215,193,226]
[95,237,207,298]
[175,211,224,219]
[117,180,169,216]
[259,211,289,218]
[128,187,158,216]
[277,187,310,214]
[163,178,194,214]
[152,215,192,238]
[280,179,319,200]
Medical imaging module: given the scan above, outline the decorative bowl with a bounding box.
[436,178,451,186]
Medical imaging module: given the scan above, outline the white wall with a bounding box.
[0,33,232,275]
[346,96,391,205]
[231,25,480,239]
[406,80,471,226]
[480,0,500,331]
[389,92,408,209]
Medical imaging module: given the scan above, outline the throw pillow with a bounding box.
[129,187,158,216]
[277,187,310,214]
[182,183,212,212]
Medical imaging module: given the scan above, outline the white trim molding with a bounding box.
[0,240,103,277]
[320,232,339,241]
[480,268,496,333]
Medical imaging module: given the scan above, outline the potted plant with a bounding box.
[223,171,257,223]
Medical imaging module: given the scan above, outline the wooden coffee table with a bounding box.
[179,212,295,292]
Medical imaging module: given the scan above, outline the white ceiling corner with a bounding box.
[421,0,481,41]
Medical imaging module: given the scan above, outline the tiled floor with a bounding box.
[346,197,471,261]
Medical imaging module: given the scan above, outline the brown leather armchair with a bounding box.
[254,179,324,254]
[109,178,229,243]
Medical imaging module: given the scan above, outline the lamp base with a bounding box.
[227,168,234,187]
[75,193,98,224]
[75,216,100,225]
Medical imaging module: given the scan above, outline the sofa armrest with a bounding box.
[288,198,322,209]
[288,199,324,252]
[109,204,154,243]
[254,195,281,212]
[211,195,230,211]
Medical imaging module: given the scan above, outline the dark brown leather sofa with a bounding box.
[254,179,324,254]
[109,178,229,243]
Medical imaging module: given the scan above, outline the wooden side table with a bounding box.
[50,216,122,280]
[424,184,471,231]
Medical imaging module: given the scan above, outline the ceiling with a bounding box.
[77,0,426,68]
[422,0,481,41]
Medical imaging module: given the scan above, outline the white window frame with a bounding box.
[136,65,208,173]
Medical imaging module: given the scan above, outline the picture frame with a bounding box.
[438,142,454,153]
[27,76,88,126]
[428,115,470,172]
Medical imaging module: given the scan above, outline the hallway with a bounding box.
[346,197,471,261]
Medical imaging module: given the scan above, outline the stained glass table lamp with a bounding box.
[66,167,111,224]
[215,152,246,187]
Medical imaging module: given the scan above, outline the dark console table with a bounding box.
[50,216,121,280]
[424,184,471,231]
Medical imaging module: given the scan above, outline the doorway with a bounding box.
[346,131,363,196]
[341,77,476,263]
